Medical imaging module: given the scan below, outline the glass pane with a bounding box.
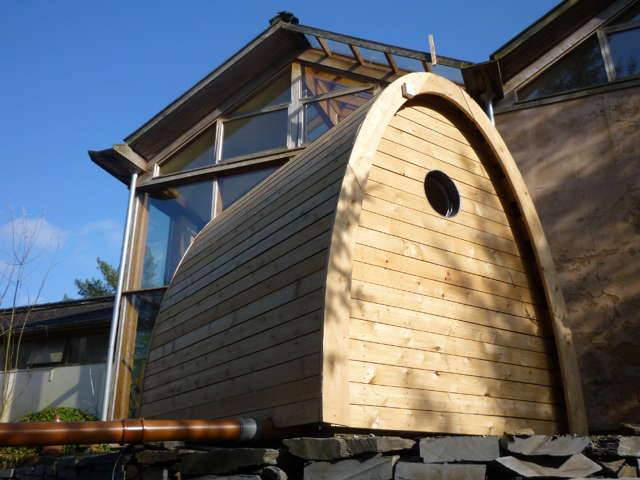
[517,35,607,100]
[26,339,65,366]
[140,181,213,288]
[67,334,108,364]
[608,28,640,79]
[609,2,640,26]
[161,127,215,175]
[222,109,288,160]
[432,64,465,84]
[360,47,388,66]
[325,39,353,57]
[302,66,368,98]
[305,34,322,50]
[304,90,373,143]
[127,291,163,418]
[231,69,291,115]
[218,165,280,210]
[395,55,425,72]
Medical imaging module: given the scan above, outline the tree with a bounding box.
[74,257,118,298]
[0,211,57,419]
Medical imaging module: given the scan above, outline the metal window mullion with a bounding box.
[289,63,303,148]
[223,102,291,122]
[603,18,640,34]
[597,29,617,82]
[301,85,375,104]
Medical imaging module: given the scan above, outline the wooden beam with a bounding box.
[317,37,332,57]
[350,45,365,65]
[113,144,148,172]
[384,52,399,73]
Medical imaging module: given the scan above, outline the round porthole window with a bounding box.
[424,170,460,218]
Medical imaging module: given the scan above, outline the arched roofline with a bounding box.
[323,72,588,434]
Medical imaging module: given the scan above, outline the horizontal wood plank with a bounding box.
[349,361,559,404]
[350,318,550,368]
[349,404,560,435]
[349,382,560,421]
[351,299,549,353]
[349,339,554,386]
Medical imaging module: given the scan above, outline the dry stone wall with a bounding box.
[2,432,640,480]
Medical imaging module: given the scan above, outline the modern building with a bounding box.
[54,0,638,433]
[464,0,640,431]
[89,12,472,423]
[0,297,112,420]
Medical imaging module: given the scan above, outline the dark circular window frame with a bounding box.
[424,170,460,218]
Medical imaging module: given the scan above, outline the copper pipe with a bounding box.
[0,418,258,446]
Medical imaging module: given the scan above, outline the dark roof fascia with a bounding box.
[0,296,114,317]
[123,25,307,160]
[124,20,290,150]
[491,0,579,60]
[461,60,504,102]
[489,0,612,83]
[89,143,148,185]
[281,23,472,67]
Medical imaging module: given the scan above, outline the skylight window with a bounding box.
[359,47,388,66]
[325,39,353,57]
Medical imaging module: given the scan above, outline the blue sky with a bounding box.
[0,0,557,306]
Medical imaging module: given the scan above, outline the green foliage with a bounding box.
[74,257,118,298]
[19,406,96,423]
[0,407,105,467]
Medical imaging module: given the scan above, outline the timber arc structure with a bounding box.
[140,73,588,436]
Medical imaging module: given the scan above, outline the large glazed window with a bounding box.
[160,127,215,175]
[304,90,373,143]
[140,180,213,289]
[517,1,640,101]
[605,3,640,80]
[127,290,162,418]
[517,35,608,100]
[158,64,376,175]
[218,164,280,210]
[222,110,289,159]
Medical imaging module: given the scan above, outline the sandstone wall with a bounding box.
[495,87,640,431]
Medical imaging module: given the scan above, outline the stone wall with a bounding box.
[495,86,640,431]
[3,432,640,480]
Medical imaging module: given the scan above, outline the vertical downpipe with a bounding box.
[101,172,138,421]
[485,98,495,126]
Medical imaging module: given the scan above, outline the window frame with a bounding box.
[110,60,382,419]
[514,0,640,104]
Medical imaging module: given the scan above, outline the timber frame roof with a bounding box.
[90,13,470,183]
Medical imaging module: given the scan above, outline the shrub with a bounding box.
[0,407,103,467]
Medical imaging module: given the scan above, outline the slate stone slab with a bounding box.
[419,436,499,463]
[395,462,486,480]
[502,435,591,456]
[260,466,287,480]
[136,450,178,465]
[188,476,261,480]
[180,449,278,476]
[303,454,398,480]
[496,454,602,478]
[619,437,640,457]
[284,436,414,461]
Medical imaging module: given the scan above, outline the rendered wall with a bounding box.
[496,87,640,431]
[0,363,105,421]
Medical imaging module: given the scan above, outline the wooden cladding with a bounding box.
[140,73,586,435]
[346,102,562,434]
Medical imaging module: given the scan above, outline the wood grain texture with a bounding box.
[141,72,584,434]
[140,104,369,426]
